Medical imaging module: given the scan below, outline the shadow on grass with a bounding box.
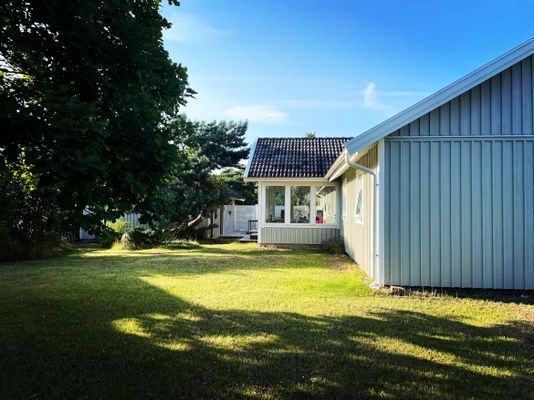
[1,269,532,400]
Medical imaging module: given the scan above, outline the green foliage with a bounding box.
[99,230,120,249]
[121,227,164,250]
[99,218,134,248]
[0,0,193,234]
[321,238,346,255]
[106,219,133,237]
[174,225,210,241]
[0,159,67,261]
[305,131,317,138]
[162,119,249,229]
[217,168,257,205]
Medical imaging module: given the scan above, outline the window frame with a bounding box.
[354,174,364,224]
[290,185,311,224]
[315,185,337,225]
[262,183,339,227]
[341,176,348,221]
[264,185,286,224]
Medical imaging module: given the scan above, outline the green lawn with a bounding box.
[0,241,532,399]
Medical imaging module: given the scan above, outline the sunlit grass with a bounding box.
[0,240,532,399]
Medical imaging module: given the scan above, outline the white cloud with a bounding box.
[163,12,232,43]
[224,105,288,123]
[362,82,385,110]
[361,82,431,112]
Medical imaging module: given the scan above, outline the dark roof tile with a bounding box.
[247,137,351,178]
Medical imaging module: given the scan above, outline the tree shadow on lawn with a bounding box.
[2,274,532,400]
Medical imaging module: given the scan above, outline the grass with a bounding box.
[0,240,532,399]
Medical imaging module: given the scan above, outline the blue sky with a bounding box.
[161,0,533,145]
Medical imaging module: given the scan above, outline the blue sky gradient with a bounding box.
[161,0,534,144]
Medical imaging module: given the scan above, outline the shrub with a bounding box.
[106,219,133,236]
[0,162,67,261]
[321,238,345,255]
[99,219,134,248]
[99,229,120,248]
[174,225,209,240]
[121,227,164,250]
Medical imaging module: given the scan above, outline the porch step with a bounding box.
[239,234,257,242]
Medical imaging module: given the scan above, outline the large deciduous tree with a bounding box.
[0,0,194,233]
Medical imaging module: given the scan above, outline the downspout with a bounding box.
[345,151,378,282]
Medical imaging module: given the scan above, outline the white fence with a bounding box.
[79,207,258,240]
[222,205,258,236]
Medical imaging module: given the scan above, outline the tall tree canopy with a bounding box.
[160,119,249,229]
[0,0,193,231]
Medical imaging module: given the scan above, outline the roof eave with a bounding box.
[243,139,258,178]
[325,149,348,181]
[244,176,331,182]
[325,144,376,181]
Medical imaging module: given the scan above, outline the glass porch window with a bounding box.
[290,186,310,223]
[315,186,336,224]
[265,186,285,223]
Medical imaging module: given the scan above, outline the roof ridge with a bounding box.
[257,136,351,140]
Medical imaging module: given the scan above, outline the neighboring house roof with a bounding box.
[227,188,245,202]
[345,38,534,155]
[245,137,351,178]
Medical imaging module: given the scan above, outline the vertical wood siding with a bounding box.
[382,55,534,289]
[384,138,534,289]
[341,145,378,278]
[261,227,340,245]
[390,55,534,137]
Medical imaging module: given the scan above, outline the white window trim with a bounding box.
[341,176,347,221]
[263,185,286,224]
[289,185,314,224]
[354,174,364,224]
[315,184,337,225]
[262,183,339,227]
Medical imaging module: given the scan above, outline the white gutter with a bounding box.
[326,145,371,182]
[344,151,378,281]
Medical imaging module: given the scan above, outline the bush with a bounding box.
[173,225,209,241]
[321,238,345,255]
[0,162,67,261]
[106,219,133,236]
[99,230,120,248]
[0,225,65,261]
[121,227,164,250]
[99,218,134,248]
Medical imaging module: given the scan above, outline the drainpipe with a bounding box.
[344,151,378,281]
